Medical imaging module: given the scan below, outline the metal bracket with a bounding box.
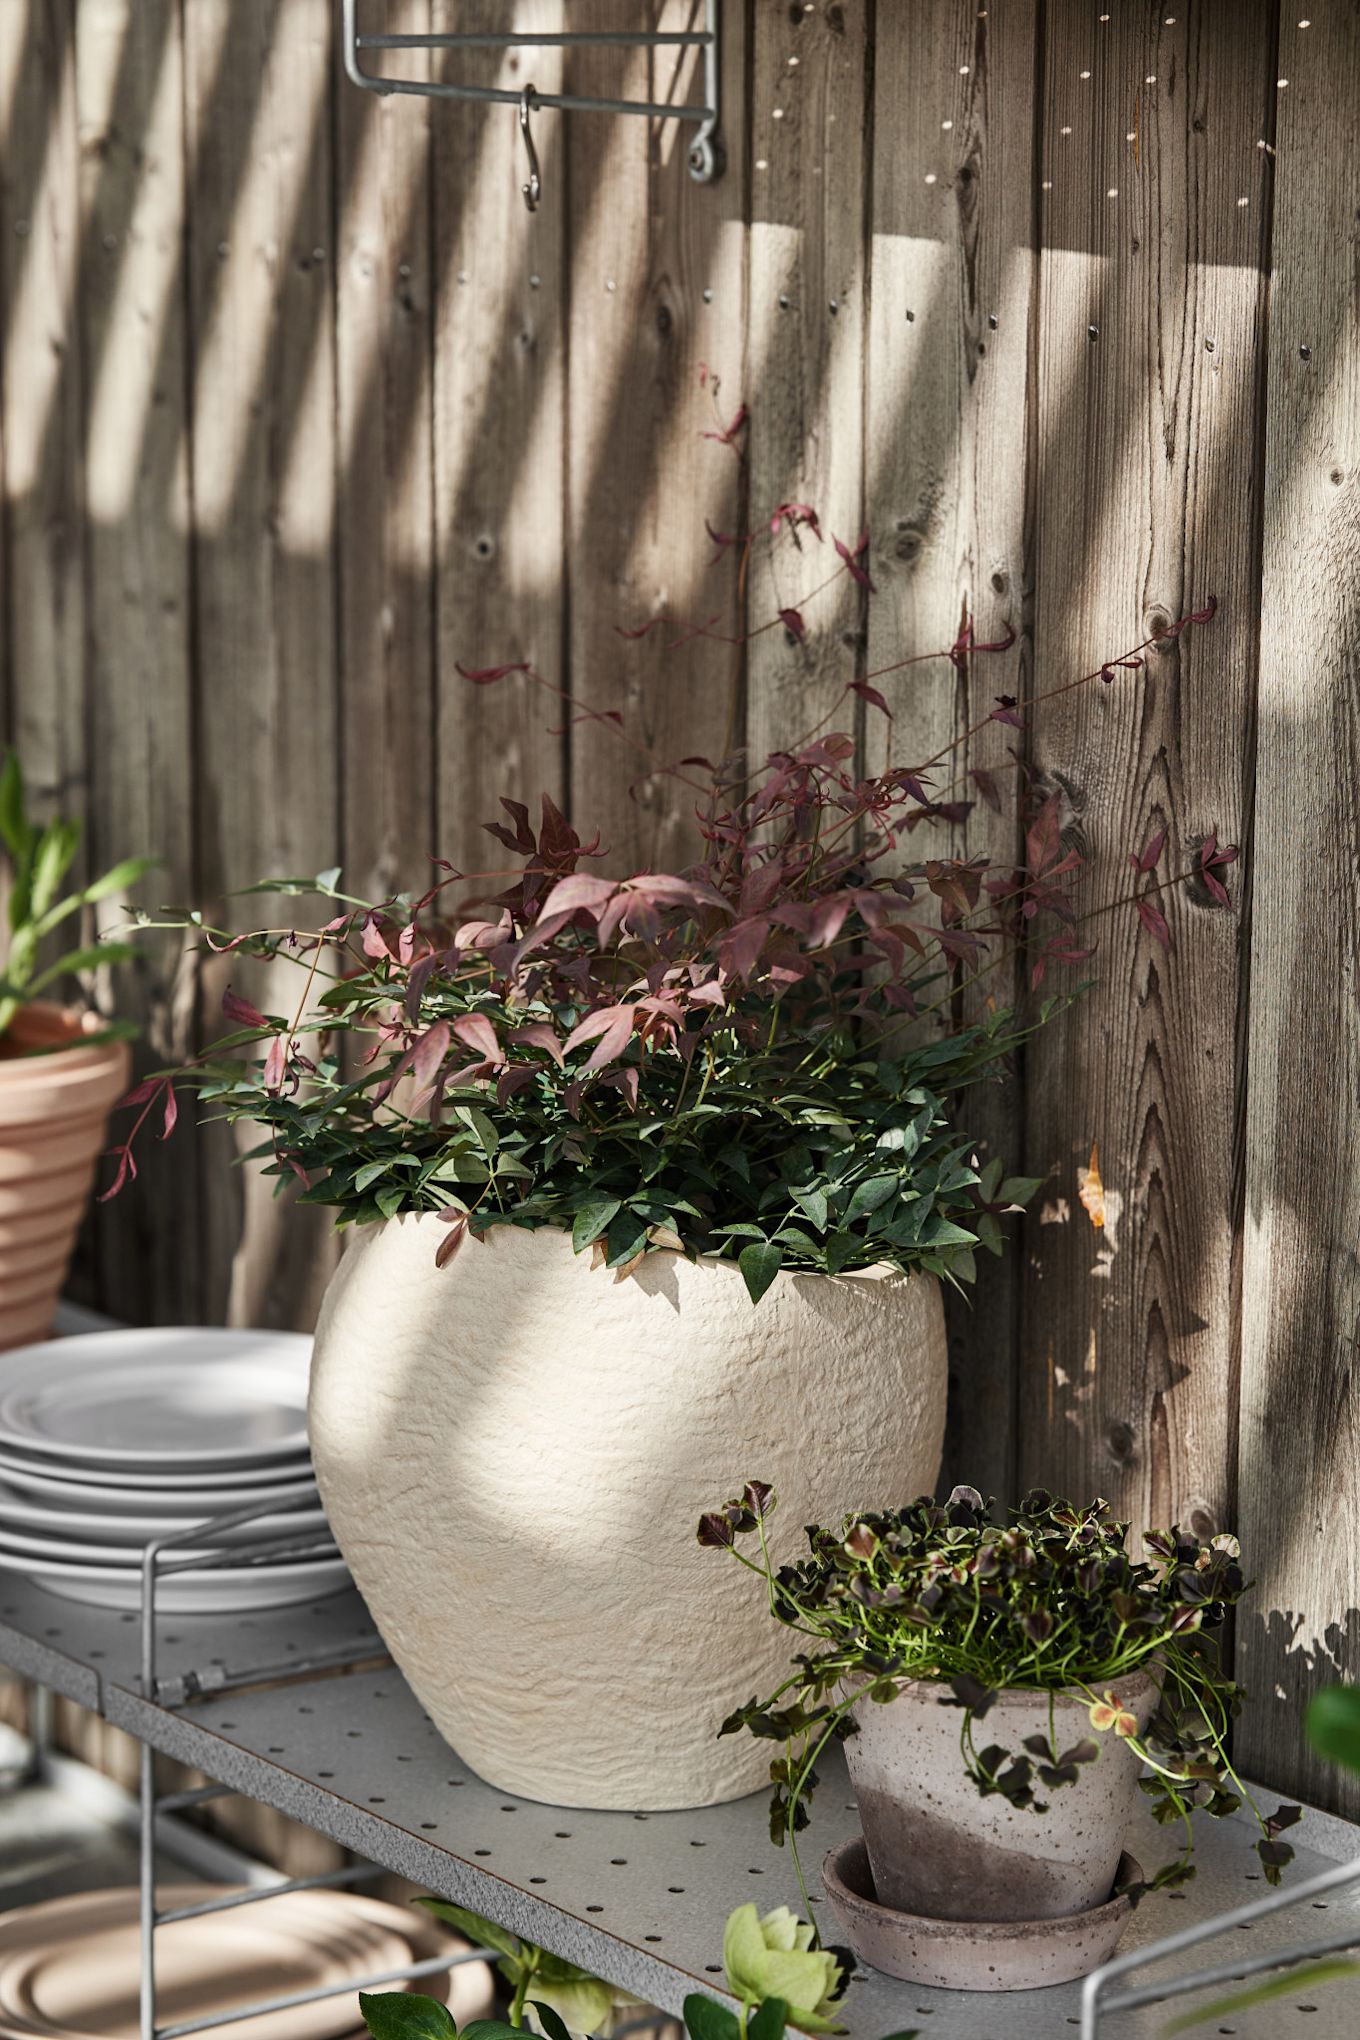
[340,0,724,184]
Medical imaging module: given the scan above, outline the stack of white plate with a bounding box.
[0,1885,494,2039]
[0,1329,350,1612]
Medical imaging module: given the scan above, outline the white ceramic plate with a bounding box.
[0,1330,312,1470]
[0,1884,492,2040]
[0,1442,313,1500]
[0,1520,338,1567]
[8,1549,351,1613]
[0,1480,329,1550]
[0,1449,317,1510]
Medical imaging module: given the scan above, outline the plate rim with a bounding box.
[0,1329,313,1471]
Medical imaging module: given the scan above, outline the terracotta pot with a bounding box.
[308,1217,948,1811]
[844,1669,1159,1922]
[0,1004,130,1350]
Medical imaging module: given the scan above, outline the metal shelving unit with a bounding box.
[4,1569,1360,2038]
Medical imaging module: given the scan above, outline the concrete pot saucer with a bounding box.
[821,1835,1141,1992]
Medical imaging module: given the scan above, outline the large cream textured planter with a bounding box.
[309,1218,947,1811]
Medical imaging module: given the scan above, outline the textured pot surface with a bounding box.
[821,1836,1137,1991]
[308,1218,947,1810]
[845,1670,1158,1921]
[0,1005,129,1350]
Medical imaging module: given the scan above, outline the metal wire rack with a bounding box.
[3,1517,1360,2039]
[340,0,724,184]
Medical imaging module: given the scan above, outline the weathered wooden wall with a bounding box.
[1,0,1358,1822]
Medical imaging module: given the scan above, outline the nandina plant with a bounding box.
[107,428,1234,1302]
[698,1481,1301,1904]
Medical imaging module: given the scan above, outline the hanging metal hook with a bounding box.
[519,85,540,213]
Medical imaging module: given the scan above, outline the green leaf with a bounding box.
[845,1174,899,1221]
[824,1229,857,1275]
[792,1187,828,1231]
[28,940,136,994]
[571,1196,621,1252]
[530,2004,574,2040]
[414,1898,522,1962]
[358,1993,459,2040]
[0,752,29,860]
[77,854,158,906]
[462,2023,538,2040]
[682,1995,743,2040]
[1306,1683,1360,1780]
[998,1175,1044,1206]
[748,1998,789,2040]
[739,1241,783,1305]
[375,1182,407,1220]
[29,818,82,921]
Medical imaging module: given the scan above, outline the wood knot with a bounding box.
[1105,1421,1135,1464]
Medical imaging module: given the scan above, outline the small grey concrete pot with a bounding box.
[845,1669,1159,1922]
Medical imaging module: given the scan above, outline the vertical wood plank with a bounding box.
[1238,3,1360,1814]
[746,0,867,777]
[431,0,566,879]
[0,0,85,815]
[76,0,200,1322]
[184,0,339,1330]
[336,0,436,904]
[565,0,748,875]
[1018,2,1274,1543]
[864,2,1038,1500]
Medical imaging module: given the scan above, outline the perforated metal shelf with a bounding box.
[3,1572,1359,2037]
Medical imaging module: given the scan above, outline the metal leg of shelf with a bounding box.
[1081,1851,1360,2037]
[139,1737,157,2040]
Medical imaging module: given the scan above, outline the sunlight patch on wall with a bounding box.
[2,21,93,497]
[186,5,329,534]
[84,3,225,521]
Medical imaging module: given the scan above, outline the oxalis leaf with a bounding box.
[739,1240,783,1304]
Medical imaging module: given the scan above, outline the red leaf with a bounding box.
[834,530,876,592]
[263,1035,288,1094]
[204,929,253,953]
[98,1145,136,1202]
[705,519,740,563]
[1132,827,1167,874]
[1026,794,1063,875]
[701,402,748,450]
[435,1216,467,1268]
[849,680,892,719]
[495,1064,536,1106]
[1136,896,1172,950]
[991,696,1025,729]
[769,502,821,540]
[779,607,806,643]
[971,768,1002,813]
[538,874,617,921]
[416,1018,455,1086]
[455,660,531,685]
[118,1076,164,1110]
[973,622,1018,655]
[509,1021,565,1067]
[222,987,267,1028]
[563,1004,634,1057]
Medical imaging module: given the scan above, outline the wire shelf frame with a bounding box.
[340,0,724,184]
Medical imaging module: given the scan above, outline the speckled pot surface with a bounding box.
[821,1836,1138,1991]
[309,1218,947,1811]
[844,1670,1158,1921]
